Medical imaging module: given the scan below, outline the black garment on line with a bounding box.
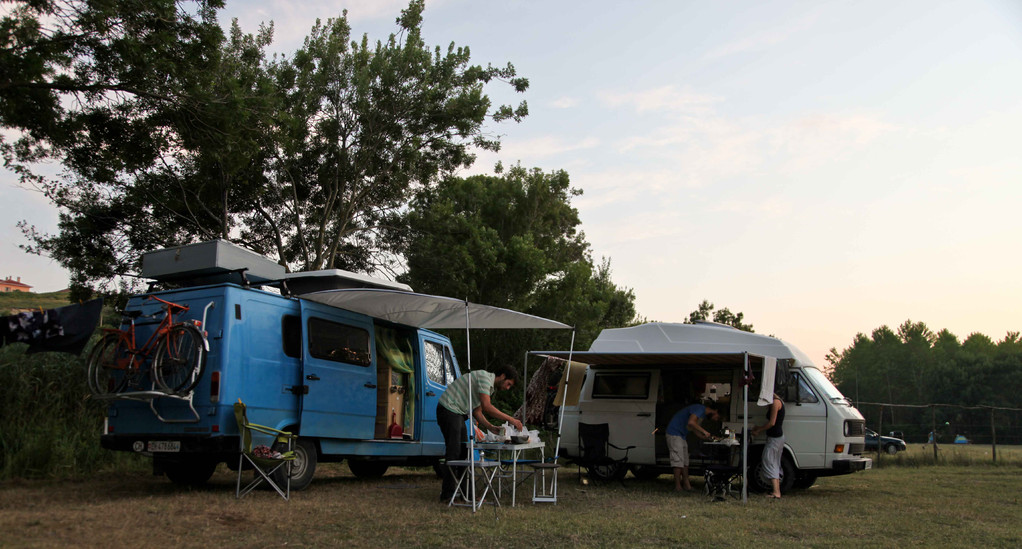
[0,298,103,356]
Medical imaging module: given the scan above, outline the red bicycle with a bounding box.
[87,296,207,396]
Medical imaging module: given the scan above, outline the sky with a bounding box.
[3,0,1022,369]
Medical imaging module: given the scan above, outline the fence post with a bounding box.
[931,405,938,463]
[877,405,884,468]
[990,408,997,464]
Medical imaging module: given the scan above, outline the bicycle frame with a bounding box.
[101,296,195,382]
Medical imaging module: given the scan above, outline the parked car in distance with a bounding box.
[865,428,908,454]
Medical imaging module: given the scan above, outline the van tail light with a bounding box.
[834,444,845,454]
[210,371,221,403]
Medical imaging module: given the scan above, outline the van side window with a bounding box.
[592,373,650,399]
[308,317,371,366]
[282,315,301,358]
[425,341,445,384]
[443,346,459,382]
[794,374,819,404]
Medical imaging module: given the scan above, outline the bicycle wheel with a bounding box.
[153,323,206,394]
[88,333,131,396]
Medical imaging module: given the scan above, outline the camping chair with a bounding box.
[234,400,298,500]
[577,422,635,484]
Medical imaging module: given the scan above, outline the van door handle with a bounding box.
[637,412,651,417]
[364,382,377,389]
[426,391,436,397]
[306,374,320,381]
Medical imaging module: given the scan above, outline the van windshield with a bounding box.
[802,367,851,405]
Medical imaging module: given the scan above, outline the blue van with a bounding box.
[98,242,464,489]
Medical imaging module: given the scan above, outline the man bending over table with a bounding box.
[666,400,723,491]
[437,364,523,502]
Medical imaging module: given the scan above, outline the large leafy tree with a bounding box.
[4,0,274,297]
[5,0,528,296]
[400,166,636,375]
[246,2,528,274]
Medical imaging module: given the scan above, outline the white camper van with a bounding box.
[543,322,871,491]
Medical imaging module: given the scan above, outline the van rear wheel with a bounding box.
[274,438,316,491]
[348,459,390,479]
[630,464,662,480]
[587,461,627,481]
[162,457,217,486]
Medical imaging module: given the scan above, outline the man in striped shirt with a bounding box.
[437,364,522,501]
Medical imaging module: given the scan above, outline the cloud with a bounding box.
[701,9,822,61]
[550,96,579,109]
[598,85,722,115]
[497,135,600,160]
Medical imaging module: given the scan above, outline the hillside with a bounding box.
[0,291,72,315]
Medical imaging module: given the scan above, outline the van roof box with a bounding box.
[141,240,285,286]
[282,269,412,295]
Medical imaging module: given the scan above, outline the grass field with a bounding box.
[2,449,1020,548]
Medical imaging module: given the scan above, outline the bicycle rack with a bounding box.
[91,301,216,425]
[93,390,201,423]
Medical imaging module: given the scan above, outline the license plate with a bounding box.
[864,460,872,470]
[147,441,181,452]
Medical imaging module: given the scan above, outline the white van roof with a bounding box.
[587,322,815,367]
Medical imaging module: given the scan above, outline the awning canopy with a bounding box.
[530,351,761,367]
[301,288,571,330]
[533,350,778,407]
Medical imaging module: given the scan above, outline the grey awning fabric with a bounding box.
[529,351,756,367]
[301,288,571,330]
[532,350,777,406]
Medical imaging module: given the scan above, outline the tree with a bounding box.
[685,300,754,332]
[5,0,274,297]
[400,166,636,382]
[6,1,529,295]
[248,2,528,275]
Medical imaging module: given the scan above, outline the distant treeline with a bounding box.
[828,320,1022,443]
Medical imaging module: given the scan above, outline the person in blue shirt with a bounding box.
[666,401,723,491]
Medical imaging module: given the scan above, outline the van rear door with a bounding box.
[299,301,377,440]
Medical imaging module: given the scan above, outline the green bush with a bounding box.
[0,343,146,479]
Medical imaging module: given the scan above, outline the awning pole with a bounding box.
[464,300,478,512]
[742,352,749,504]
[552,330,577,461]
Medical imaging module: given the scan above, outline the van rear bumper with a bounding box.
[832,457,872,473]
[101,434,237,456]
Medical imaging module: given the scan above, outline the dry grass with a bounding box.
[2,456,1021,548]
[870,442,1022,467]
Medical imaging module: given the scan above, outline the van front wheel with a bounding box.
[751,452,796,493]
